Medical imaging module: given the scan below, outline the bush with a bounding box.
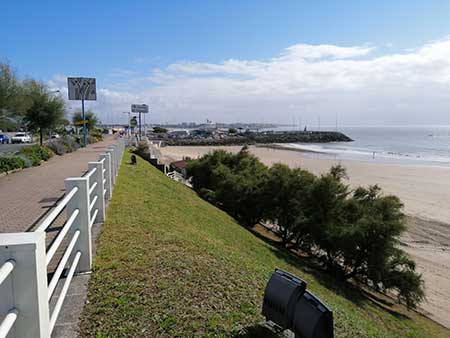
[188,150,425,309]
[15,154,33,168]
[90,128,104,142]
[46,140,67,155]
[153,126,168,133]
[18,147,40,166]
[60,136,81,152]
[46,136,80,155]
[86,135,98,144]
[0,156,25,173]
[18,145,54,166]
[134,141,149,157]
[187,146,268,227]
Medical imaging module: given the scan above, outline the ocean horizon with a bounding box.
[272,125,450,165]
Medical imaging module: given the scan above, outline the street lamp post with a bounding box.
[80,85,90,147]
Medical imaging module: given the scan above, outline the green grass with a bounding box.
[79,151,450,338]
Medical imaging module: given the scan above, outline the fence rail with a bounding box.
[0,138,125,338]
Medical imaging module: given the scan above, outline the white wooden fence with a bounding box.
[0,138,125,338]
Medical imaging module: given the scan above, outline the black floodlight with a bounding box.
[292,290,334,338]
[262,269,307,329]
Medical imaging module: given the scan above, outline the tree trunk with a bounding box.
[39,129,43,146]
[343,268,359,281]
[326,248,334,270]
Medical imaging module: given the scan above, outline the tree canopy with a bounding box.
[24,81,65,145]
[153,126,168,133]
[1,63,65,133]
[0,63,26,130]
[187,148,425,309]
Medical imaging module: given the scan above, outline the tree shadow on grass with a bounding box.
[244,225,411,321]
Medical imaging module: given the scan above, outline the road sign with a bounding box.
[68,77,97,101]
[74,119,89,126]
[131,104,149,113]
[130,116,138,127]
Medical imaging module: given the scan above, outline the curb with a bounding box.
[0,168,23,177]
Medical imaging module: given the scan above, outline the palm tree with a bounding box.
[72,110,99,131]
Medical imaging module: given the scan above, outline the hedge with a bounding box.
[46,136,81,155]
[0,156,25,173]
[18,145,54,166]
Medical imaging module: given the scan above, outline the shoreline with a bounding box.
[160,144,450,329]
[258,143,450,169]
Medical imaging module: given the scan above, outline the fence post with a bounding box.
[109,145,118,175]
[64,177,92,273]
[107,147,116,184]
[0,232,50,337]
[88,161,105,224]
[99,153,112,201]
[118,140,124,166]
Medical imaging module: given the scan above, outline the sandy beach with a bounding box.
[161,145,450,328]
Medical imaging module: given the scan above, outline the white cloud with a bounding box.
[50,38,450,125]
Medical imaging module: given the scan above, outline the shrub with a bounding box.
[40,146,54,159]
[0,156,25,173]
[46,136,80,155]
[86,135,97,144]
[187,146,268,227]
[18,147,40,166]
[134,141,149,157]
[188,150,425,309]
[90,128,104,142]
[153,126,168,133]
[46,140,67,155]
[60,136,81,152]
[15,154,33,168]
[18,145,54,166]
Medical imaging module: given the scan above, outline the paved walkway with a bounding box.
[0,136,120,338]
[0,137,116,233]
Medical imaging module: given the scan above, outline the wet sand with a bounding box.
[161,145,450,328]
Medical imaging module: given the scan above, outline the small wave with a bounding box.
[279,143,450,165]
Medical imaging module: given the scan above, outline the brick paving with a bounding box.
[0,137,116,234]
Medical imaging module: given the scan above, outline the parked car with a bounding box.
[11,133,32,143]
[50,133,60,139]
[0,134,10,144]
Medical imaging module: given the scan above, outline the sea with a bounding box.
[272,125,450,166]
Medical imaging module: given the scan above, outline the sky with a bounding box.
[2,0,450,126]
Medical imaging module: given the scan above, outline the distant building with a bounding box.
[170,160,188,177]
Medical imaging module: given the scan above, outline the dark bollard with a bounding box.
[130,154,137,165]
[262,269,307,329]
[262,269,334,338]
[292,291,333,338]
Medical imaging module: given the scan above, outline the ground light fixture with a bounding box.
[262,269,334,338]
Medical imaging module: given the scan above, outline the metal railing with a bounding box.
[167,170,184,182]
[0,138,125,338]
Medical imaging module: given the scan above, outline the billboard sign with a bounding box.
[131,104,149,113]
[68,77,97,101]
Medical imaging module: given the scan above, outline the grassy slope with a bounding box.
[80,152,450,338]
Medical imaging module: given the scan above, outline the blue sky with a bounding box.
[3,1,450,124]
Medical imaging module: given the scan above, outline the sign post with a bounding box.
[131,104,149,141]
[68,77,97,147]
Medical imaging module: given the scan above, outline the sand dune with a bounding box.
[161,145,450,328]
